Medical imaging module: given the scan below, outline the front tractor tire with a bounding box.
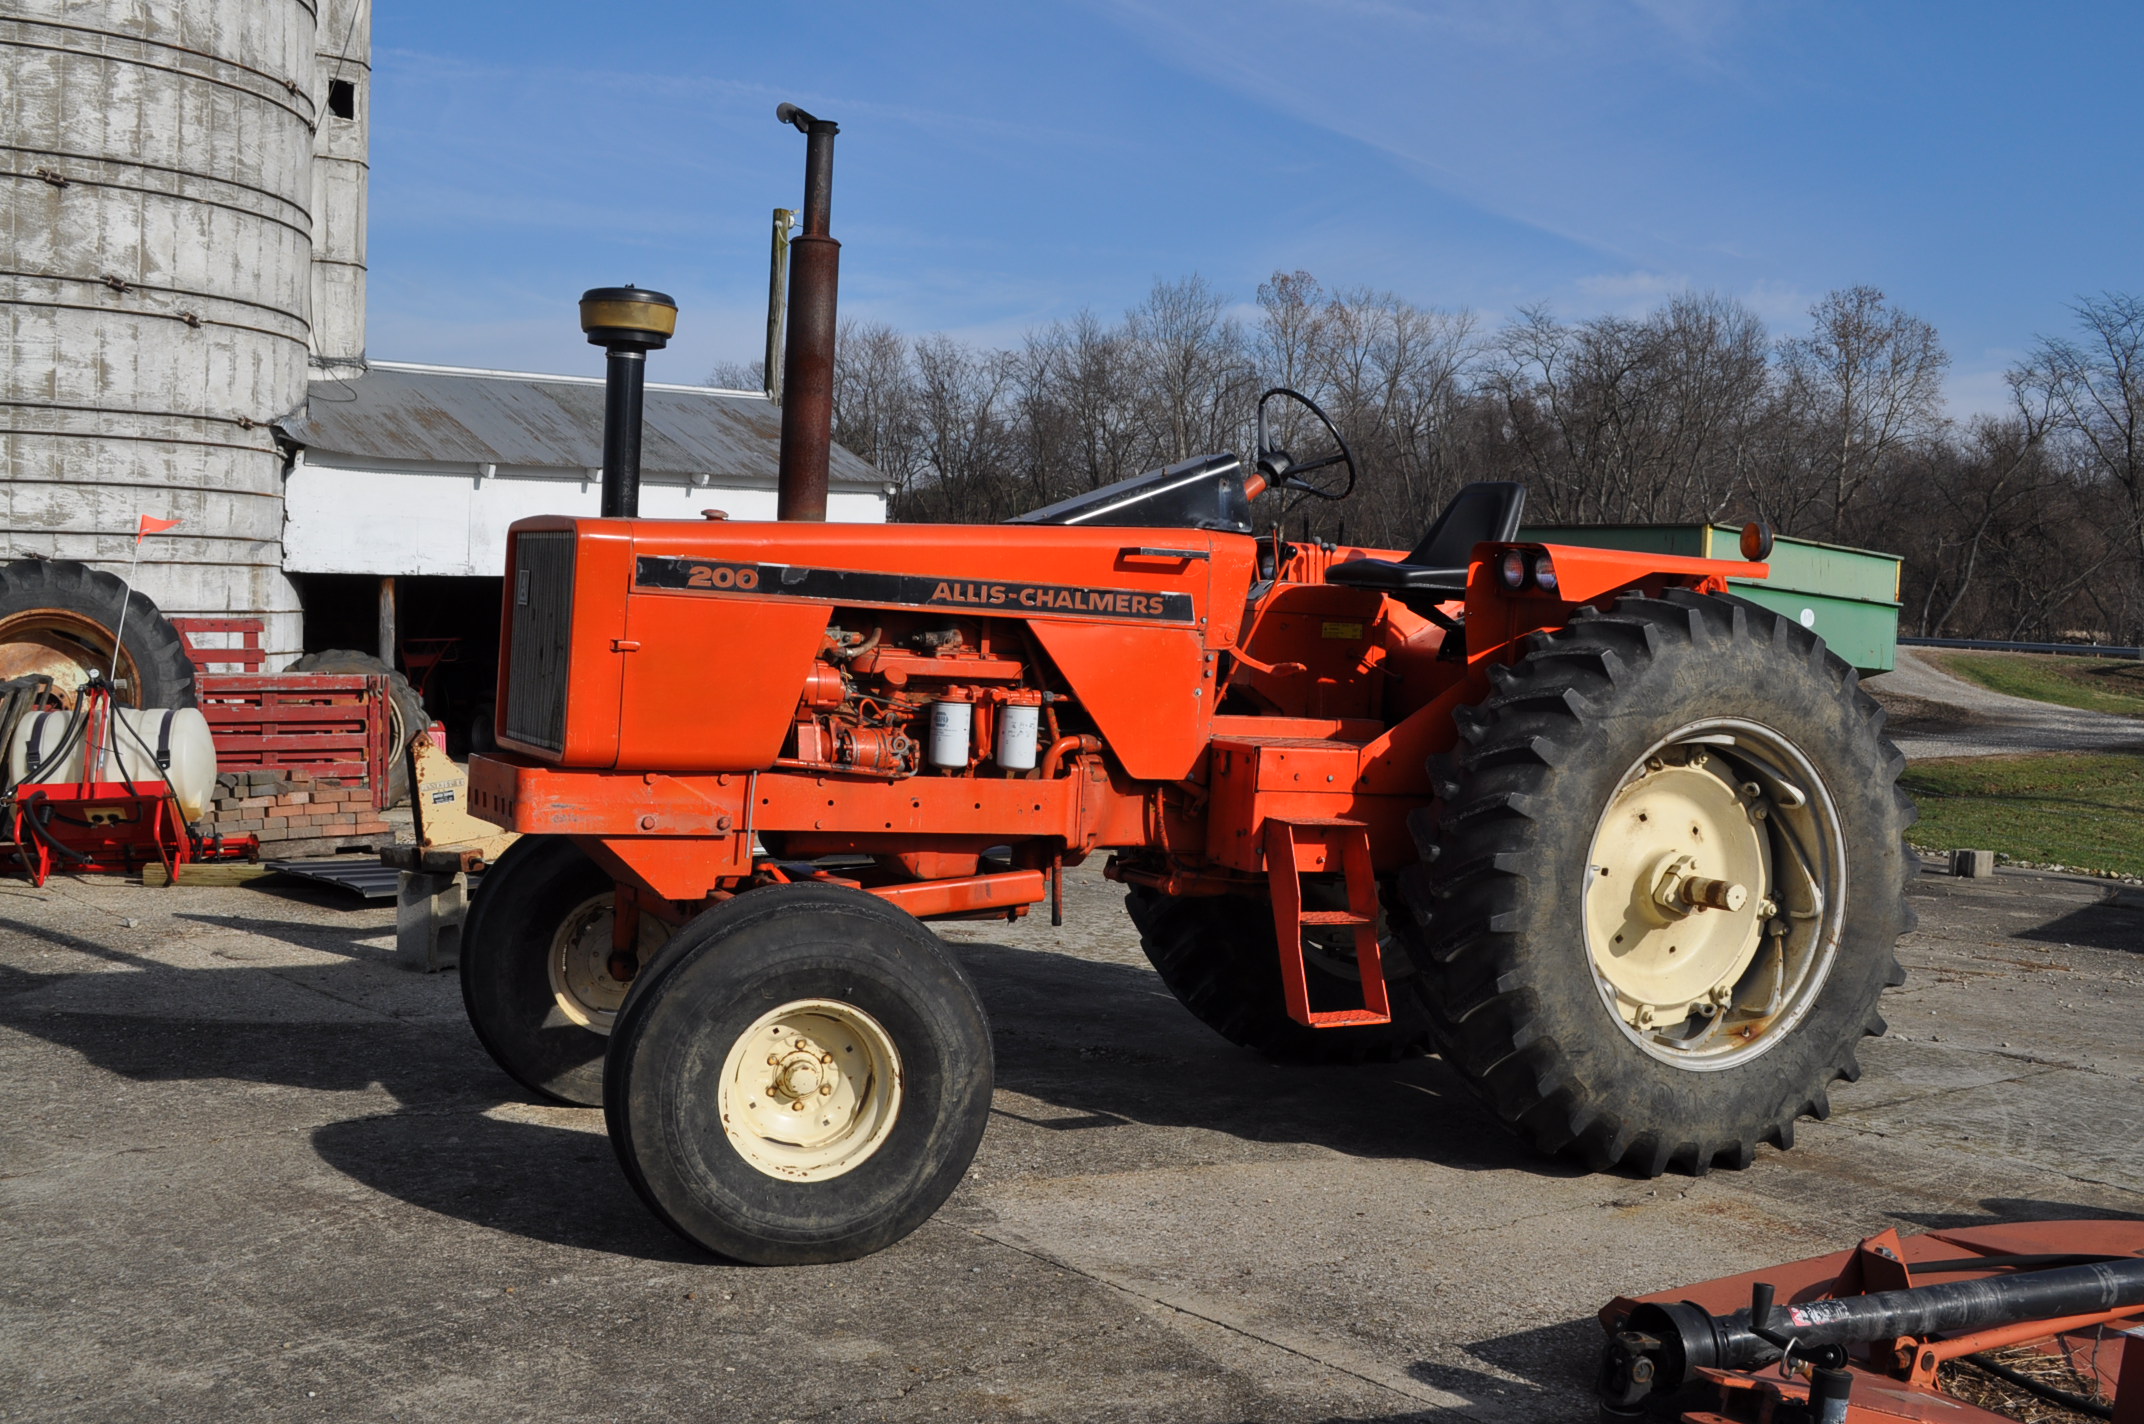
[1405,590,1912,1177]
[459,836,670,1106]
[605,883,994,1265]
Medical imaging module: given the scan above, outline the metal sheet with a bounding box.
[284,362,884,487]
[267,856,402,900]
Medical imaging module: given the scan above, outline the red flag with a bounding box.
[136,515,180,545]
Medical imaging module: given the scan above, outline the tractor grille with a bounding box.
[504,530,576,753]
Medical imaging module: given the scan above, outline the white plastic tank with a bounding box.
[8,707,220,822]
[0,0,319,663]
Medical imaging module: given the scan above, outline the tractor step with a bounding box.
[1263,817,1391,1029]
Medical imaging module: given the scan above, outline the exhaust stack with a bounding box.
[774,103,839,522]
[580,286,678,519]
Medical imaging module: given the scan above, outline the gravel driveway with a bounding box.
[1866,647,2144,758]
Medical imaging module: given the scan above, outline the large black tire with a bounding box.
[1126,887,1432,1063]
[0,558,196,707]
[1401,590,1912,1176]
[606,882,993,1265]
[460,836,666,1106]
[289,649,427,804]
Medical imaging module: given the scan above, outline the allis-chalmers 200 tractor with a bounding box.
[457,108,1911,1266]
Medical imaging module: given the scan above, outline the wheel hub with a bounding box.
[771,1041,832,1103]
[718,1000,903,1183]
[1586,756,1769,1035]
[546,894,670,1034]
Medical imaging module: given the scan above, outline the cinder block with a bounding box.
[1951,848,1997,878]
[397,870,466,972]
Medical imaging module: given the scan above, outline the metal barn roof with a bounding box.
[281,360,884,487]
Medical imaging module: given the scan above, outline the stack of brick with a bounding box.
[199,768,392,858]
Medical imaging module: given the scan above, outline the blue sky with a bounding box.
[367,1,2144,415]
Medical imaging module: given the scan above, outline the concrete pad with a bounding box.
[0,861,2139,1422]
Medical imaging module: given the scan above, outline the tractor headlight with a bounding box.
[1498,549,1529,590]
[1531,552,1558,593]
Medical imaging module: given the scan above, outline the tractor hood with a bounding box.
[493,516,1261,778]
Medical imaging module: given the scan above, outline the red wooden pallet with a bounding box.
[171,617,266,673]
[194,673,393,810]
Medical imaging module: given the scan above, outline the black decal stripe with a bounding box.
[634,557,1197,623]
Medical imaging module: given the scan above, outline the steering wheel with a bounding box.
[1254,387,1357,502]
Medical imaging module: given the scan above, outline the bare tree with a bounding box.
[764,270,2144,646]
[1774,287,1950,540]
[829,321,921,497]
[1129,275,1255,465]
[2019,293,2144,561]
[1479,296,1770,527]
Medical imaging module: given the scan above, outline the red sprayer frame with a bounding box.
[2,684,256,886]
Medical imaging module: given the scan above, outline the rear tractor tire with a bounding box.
[606,883,993,1265]
[459,835,670,1106]
[1126,886,1432,1064]
[1404,590,1912,1176]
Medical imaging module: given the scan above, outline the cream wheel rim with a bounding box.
[1582,719,1846,1070]
[546,893,671,1034]
[717,999,904,1182]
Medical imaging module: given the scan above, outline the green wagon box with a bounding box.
[1519,524,1903,675]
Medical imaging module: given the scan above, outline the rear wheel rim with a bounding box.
[1583,718,1846,1070]
[0,610,143,707]
[717,999,904,1183]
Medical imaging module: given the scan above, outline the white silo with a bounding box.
[310,0,369,368]
[0,0,316,664]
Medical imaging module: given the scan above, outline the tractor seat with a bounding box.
[1325,481,1527,598]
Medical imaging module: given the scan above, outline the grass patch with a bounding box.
[1935,650,2144,717]
[1901,749,2144,877]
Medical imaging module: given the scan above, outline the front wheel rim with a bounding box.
[546,894,669,1034]
[1583,718,1847,1071]
[717,999,904,1182]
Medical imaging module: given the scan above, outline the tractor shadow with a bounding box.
[0,897,1567,1263]
[945,934,1554,1176]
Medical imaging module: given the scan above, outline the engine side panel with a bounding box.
[1027,618,1213,780]
[621,591,832,770]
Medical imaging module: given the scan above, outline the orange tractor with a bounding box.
[458,107,1912,1265]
